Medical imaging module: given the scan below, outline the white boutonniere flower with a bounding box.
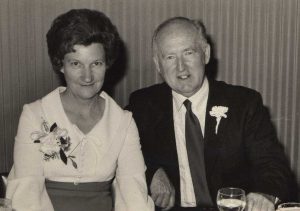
[209,106,229,134]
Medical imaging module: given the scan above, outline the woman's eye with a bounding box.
[93,61,104,66]
[70,61,81,68]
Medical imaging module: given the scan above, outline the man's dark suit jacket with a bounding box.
[126,79,295,206]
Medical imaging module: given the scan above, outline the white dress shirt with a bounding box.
[172,77,209,207]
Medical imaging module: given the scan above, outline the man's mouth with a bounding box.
[178,74,190,79]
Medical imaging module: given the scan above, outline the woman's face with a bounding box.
[61,43,106,100]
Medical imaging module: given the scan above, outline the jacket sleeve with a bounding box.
[243,93,295,202]
[126,92,166,190]
[6,103,54,211]
[114,113,154,211]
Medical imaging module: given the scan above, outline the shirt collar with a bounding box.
[172,77,209,112]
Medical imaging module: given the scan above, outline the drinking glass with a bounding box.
[216,187,246,211]
[277,202,300,211]
[0,198,12,211]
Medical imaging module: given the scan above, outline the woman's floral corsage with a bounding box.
[31,119,77,168]
[209,106,229,134]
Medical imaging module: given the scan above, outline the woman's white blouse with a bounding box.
[7,87,154,211]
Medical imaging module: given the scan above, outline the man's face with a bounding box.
[154,23,210,97]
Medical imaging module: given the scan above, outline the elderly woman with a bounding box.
[6,9,153,211]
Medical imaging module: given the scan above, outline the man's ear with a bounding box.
[204,44,211,65]
[60,67,64,74]
[153,56,161,73]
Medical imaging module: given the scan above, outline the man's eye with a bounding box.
[166,55,175,60]
[184,50,194,56]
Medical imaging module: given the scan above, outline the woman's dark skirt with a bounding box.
[45,180,113,211]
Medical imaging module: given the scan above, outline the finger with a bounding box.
[162,191,175,211]
[162,205,172,211]
[151,184,165,202]
[262,203,275,211]
[250,194,275,211]
[251,203,261,211]
[151,192,159,205]
[154,194,165,208]
[151,185,171,207]
[160,193,171,210]
[246,198,254,211]
[161,192,171,208]
[252,199,263,211]
[268,204,275,211]
[261,198,275,211]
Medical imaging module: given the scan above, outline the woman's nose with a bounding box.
[82,67,93,82]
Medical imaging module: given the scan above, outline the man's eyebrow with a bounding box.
[182,46,198,52]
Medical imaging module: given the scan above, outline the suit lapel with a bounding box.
[155,81,231,201]
[155,81,229,174]
[204,80,229,179]
[153,83,179,166]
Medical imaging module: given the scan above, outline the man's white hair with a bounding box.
[152,17,208,58]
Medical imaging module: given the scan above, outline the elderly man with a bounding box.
[126,17,294,211]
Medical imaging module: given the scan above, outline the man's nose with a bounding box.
[177,57,186,72]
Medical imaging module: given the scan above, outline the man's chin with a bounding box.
[175,89,197,97]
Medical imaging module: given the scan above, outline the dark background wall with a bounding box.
[1,0,300,192]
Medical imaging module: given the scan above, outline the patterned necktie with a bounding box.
[183,99,213,206]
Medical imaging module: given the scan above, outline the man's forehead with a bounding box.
[156,25,199,49]
[157,21,197,40]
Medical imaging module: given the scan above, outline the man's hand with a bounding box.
[150,168,175,210]
[246,192,275,211]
